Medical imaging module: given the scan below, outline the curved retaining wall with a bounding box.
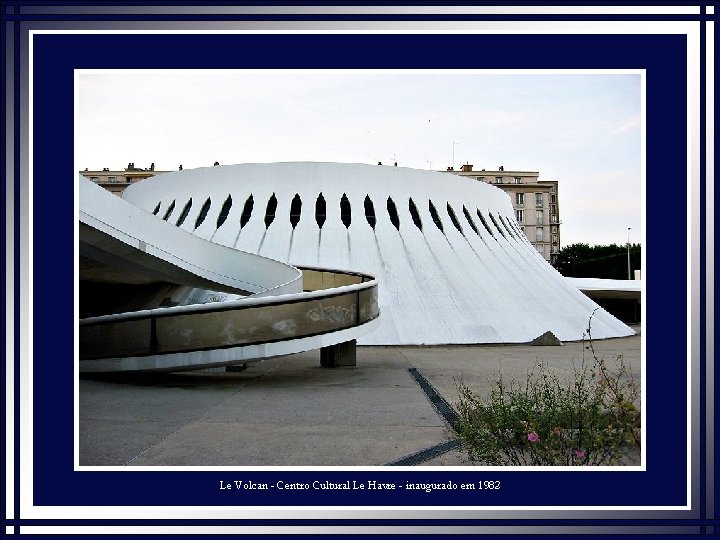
[79,269,379,372]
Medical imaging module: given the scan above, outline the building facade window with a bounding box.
[535,192,543,207]
[495,177,503,183]
[516,209,524,223]
[536,210,543,224]
[552,233,558,244]
[516,193,525,206]
[514,176,523,184]
[536,227,544,242]
[551,214,558,224]
[551,194,557,203]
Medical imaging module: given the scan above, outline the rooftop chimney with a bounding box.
[499,165,504,171]
[460,163,473,172]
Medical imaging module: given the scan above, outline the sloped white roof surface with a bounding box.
[124,162,634,344]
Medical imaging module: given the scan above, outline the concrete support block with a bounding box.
[530,330,563,346]
[320,340,357,367]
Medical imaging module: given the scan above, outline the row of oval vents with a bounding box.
[151,192,529,245]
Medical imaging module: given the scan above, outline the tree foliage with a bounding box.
[552,243,641,279]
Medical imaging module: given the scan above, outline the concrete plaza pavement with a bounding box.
[79,329,641,467]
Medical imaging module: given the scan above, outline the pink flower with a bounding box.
[574,450,586,459]
[527,432,539,442]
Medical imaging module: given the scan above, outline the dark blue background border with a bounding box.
[33,32,687,508]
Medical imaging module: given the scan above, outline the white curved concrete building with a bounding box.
[122,162,633,345]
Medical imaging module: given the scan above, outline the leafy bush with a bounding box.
[456,318,640,466]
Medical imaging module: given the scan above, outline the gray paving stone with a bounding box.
[79,331,641,467]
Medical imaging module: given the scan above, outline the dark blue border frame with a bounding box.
[2,1,711,534]
[33,30,690,508]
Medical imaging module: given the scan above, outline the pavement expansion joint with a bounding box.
[385,367,464,466]
[408,367,460,430]
[385,439,463,466]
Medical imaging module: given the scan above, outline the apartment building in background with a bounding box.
[442,164,561,264]
[79,162,174,195]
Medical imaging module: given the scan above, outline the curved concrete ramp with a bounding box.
[79,179,380,373]
[80,179,303,297]
[79,275,379,373]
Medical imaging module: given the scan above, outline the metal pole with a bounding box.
[627,227,632,280]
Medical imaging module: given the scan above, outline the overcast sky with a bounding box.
[77,70,642,247]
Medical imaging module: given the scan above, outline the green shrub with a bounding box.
[456,321,640,466]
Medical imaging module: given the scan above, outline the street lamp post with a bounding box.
[626,227,632,280]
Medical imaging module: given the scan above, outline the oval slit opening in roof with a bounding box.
[428,200,444,233]
[194,197,212,230]
[264,194,277,228]
[447,202,464,236]
[408,198,422,231]
[499,215,516,239]
[463,205,480,236]
[152,202,161,215]
[476,209,494,237]
[289,193,302,229]
[514,221,528,241]
[488,212,506,238]
[240,194,254,229]
[340,193,352,228]
[175,198,193,227]
[364,195,376,230]
[387,197,400,230]
[162,200,176,221]
[216,195,232,229]
[315,193,327,228]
